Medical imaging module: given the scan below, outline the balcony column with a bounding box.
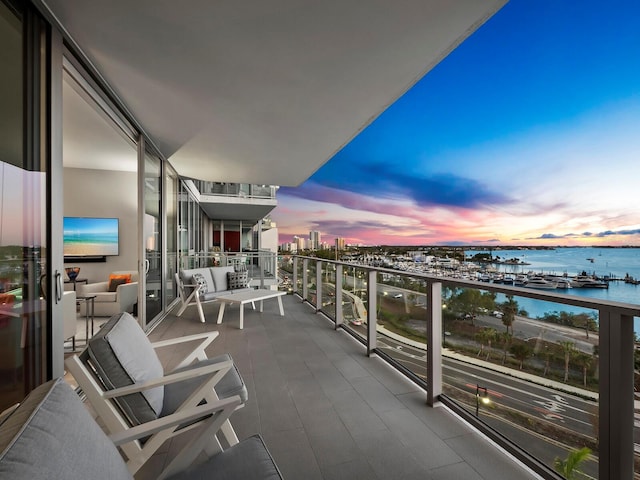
[599,310,634,480]
[335,264,343,329]
[292,256,298,295]
[302,258,308,302]
[426,281,442,406]
[367,270,377,356]
[315,260,323,313]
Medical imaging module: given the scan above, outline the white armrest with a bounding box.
[109,395,241,446]
[151,331,218,367]
[150,331,218,349]
[102,359,233,398]
[117,282,138,312]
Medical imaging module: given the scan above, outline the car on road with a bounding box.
[393,293,403,298]
[492,310,504,318]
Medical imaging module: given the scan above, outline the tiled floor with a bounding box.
[80,294,542,480]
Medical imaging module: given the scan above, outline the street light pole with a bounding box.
[476,385,489,417]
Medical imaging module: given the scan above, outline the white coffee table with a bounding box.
[215,289,287,329]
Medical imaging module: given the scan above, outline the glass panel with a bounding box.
[144,150,162,323]
[441,288,600,477]
[305,262,316,304]
[340,266,367,338]
[294,257,303,295]
[319,262,336,321]
[0,4,49,410]
[164,169,177,303]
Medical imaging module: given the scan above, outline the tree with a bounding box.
[497,332,512,365]
[484,328,497,361]
[510,343,532,369]
[554,447,591,479]
[559,341,577,383]
[501,295,518,335]
[575,352,593,387]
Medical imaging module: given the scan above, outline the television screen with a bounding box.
[63,217,119,257]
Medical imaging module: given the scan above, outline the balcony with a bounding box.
[137,291,538,479]
[187,180,278,224]
[281,256,640,479]
[180,251,278,288]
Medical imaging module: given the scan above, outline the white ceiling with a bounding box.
[47,0,507,186]
[63,78,137,172]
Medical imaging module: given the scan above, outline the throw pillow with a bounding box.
[227,271,248,290]
[192,272,209,294]
[108,274,131,292]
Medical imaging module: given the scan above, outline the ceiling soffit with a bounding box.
[43,0,507,186]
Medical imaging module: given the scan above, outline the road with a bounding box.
[370,333,600,477]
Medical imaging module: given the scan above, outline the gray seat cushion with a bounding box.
[162,354,248,417]
[87,312,164,426]
[0,378,132,480]
[167,434,282,480]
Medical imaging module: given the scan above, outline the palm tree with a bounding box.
[510,343,532,370]
[554,447,591,479]
[484,328,497,361]
[476,328,489,357]
[575,352,593,387]
[559,340,577,383]
[501,295,518,335]
[498,331,512,365]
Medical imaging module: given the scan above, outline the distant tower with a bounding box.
[335,237,345,251]
[309,230,321,251]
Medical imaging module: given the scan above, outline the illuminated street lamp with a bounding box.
[476,385,490,416]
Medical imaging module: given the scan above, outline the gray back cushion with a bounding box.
[87,312,164,425]
[211,266,235,292]
[181,268,216,292]
[0,378,132,480]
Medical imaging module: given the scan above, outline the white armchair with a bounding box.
[77,270,139,317]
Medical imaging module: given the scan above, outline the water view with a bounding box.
[474,247,640,327]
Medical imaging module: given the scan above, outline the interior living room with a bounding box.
[1,1,637,479]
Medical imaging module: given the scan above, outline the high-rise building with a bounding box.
[309,230,321,250]
[335,237,346,251]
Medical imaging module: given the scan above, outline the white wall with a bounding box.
[261,227,278,253]
[63,168,138,283]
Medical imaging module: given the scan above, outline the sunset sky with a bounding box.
[272,0,640,247]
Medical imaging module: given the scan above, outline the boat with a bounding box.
[572,275,608,288]
[524,276,558,290]
[543,275,572,289]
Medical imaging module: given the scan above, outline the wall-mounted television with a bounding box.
[63,217,119,258]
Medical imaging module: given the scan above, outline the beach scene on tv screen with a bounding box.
[63,217,119,256]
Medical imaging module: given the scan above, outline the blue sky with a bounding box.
[273,0,640,246]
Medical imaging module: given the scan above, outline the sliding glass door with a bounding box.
[0,2,56,411]
[143,149,162,325]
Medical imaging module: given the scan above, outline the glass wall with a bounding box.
[0,2,50,411]
[144,149,162,323]
[165,167,177,304]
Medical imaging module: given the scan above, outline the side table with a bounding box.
[76,295,96,344]
[65,278,88,291]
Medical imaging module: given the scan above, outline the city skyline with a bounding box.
[272,0,640,247]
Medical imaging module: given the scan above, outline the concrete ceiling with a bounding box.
[46,0,507,187]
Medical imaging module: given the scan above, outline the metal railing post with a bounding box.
[599,309,634,480]
[367,270,377,356]
[426,281,442,406]
[302,258,308,302]
[292,256,298,295]
[335,264,343,329]
[316,260,323,313]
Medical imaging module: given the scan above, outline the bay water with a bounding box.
[473,246,640,329]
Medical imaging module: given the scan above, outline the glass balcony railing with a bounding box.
[291,255,640,480]
[179,250,277,288]
[193,181,277,199]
